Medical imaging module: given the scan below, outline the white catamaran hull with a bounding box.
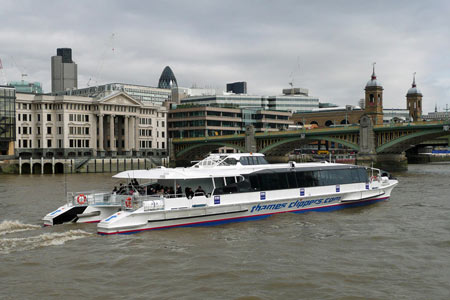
[97,181,397,235]
[43,204,121,226]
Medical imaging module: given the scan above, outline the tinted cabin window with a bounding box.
[225,177,235,185]
[358,168,369,182]
[296,171,319,187]
[223,158,237,165]
[287,171,298,188]
[249,175,260,191]
[240,157,249,165]
[257,156,269,164]
[214,177,225,188]
[258,173,279,191]
[277,173,289,189]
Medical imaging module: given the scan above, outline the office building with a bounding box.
[51,48,78,92]
[158,66,178,89]
[14,91,168,158]
[226,81,247,94]
[168,105,292,138]
[0,86,16,156]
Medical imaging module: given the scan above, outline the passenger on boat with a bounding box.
[185,187,194,199]
[176,184,182,197]
[195,186,205,195]
[112,186,118,194]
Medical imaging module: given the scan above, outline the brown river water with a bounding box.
[1,163,450,299]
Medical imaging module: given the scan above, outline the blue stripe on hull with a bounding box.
[100,197,389,235]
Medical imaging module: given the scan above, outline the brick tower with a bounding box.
[406,73,422,122]
[364,63,384,125]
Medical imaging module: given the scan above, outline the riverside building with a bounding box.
[168,105,293,138]
[0,86,16,156]
[14,90,168,159]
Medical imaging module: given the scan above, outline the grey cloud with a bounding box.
[0,0,449,113]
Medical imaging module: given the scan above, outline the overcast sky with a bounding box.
[1,0,449,113]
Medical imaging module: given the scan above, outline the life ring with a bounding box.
[77,194,87,205]
[370,176,378,182]
[125,197,132,208]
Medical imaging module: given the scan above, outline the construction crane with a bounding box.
[288,56,301,94]
[87,33,116,87]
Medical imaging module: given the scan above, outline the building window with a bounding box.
[23,140,28,148]
[70,139,74,147]
[38,140,41,148]
[85,127,89,135]
[47,114,51,121]
[37,114,41,122]
[58,127,62,134]
[86,140,89,148]
[58,114,62,122]
[47,127,52,134]
[47,139,52,148]
[58,139,62,148]
[23,114,27,121]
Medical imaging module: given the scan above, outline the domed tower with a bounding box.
[406,73,422,122]
[364,63,384,125]
[158,66,178,89]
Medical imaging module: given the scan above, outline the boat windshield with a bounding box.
[239,156,268,165]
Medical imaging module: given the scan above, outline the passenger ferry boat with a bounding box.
[90,153,398,235]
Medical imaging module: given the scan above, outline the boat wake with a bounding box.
[0,220,41,236]
[0,229,93,254]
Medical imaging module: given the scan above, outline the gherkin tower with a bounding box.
[158,66,178,89]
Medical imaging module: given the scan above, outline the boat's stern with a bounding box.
[43,203,87,226]
[43,191,123,226]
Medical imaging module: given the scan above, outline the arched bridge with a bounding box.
[171,121,450,162]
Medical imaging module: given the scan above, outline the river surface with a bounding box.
[1,163,450,299]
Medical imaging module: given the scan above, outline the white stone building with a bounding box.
[15,91,168,158]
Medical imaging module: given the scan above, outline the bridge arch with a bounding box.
[376,128,448,153]
[260,136,359,155]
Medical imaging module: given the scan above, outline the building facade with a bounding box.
[168,105,292,138]
[15,91,168,158]
[0,86,16,156]
[52,83,172,106]
[51,48,77,93]
[179,88,319,113]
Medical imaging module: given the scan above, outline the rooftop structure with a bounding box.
[8,81,43,94]
[52,83,171,105]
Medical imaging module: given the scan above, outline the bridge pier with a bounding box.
[356,153,407,172]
